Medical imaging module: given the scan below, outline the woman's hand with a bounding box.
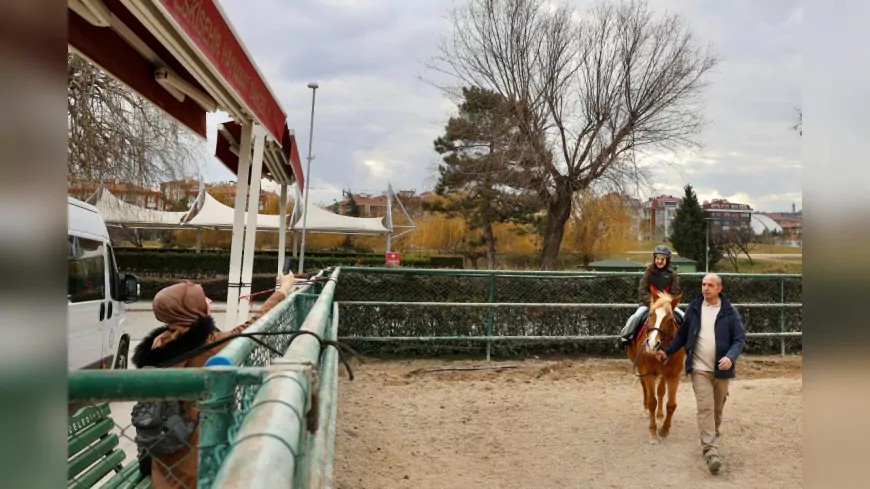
[277,272,296,294]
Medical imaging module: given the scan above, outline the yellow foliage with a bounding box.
[564,191,634,262]
[163,189,639,262]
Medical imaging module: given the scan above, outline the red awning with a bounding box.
[68,0,208,137]
[68,0,292,172]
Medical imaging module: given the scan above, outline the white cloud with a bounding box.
[362,159,393,178]
[201,0,801,214]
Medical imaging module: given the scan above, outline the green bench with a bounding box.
[68,403,151,489]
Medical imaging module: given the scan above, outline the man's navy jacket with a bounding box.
[663,292,747,379]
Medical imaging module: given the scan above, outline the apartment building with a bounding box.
[701,199,753,231]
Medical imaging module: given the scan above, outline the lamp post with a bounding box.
[298,81,319,275]
[704,217,715,272]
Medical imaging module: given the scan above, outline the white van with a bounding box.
[68,196,139,370]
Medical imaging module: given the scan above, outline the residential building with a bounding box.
[160,178,200,209]
[701,199,753,231]
[623,195,644,241]
[603,192,644,241]
[763,213,803,240]
[642,195,681,240]
[334,192,389,217]
[207,182,269,211]
[68,180,167,210]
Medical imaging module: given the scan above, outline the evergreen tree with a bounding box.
[670,184,722,268]
[427,86,540,269]
[343,189,361,217]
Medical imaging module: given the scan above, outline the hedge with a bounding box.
[334,270,802,357]
[138,273,281,302]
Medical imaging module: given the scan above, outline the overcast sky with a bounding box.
[200,0,801,213]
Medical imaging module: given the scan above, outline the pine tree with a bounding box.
[427,86,540,269]
[670,184,722,268]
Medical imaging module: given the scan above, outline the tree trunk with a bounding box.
[482,142,497,270]
[483,219,496,269]
[539,190,573,270]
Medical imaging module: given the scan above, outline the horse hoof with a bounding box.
[648,438,659,445]
[658,427,669,438]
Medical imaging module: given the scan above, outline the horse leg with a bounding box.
[644,376,659,443]
[656,376,666,421]
[642,377,649,414]
[658,374,680,439]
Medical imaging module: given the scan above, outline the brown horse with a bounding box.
[626,289,685,444]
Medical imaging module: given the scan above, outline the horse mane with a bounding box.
[650,292,673,313]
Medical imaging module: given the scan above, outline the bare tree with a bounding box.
[428,0,717,269]
[68,52,200,188]
[715,226,758,272]
[732,226,758,265]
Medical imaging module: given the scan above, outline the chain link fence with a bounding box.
[67,275,328,489]
[334,268,802,358]
[67,368,268,489]
[210,268,342,489]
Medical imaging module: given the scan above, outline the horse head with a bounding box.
[644,289,683,353]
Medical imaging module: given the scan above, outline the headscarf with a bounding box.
[151,281,209,349]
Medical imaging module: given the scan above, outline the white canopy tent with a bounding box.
[91,181,415,252]
[184,192,287,230]
[92,177,415,326]
[289,192,390,235]
[286,183,415,259]
[750,213,784,235]
[94,188,190,229]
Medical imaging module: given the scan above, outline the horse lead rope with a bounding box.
[631,319,679,378]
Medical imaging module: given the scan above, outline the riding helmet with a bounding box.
[653,245,672,267]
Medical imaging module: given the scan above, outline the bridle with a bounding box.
[631,314,679,378]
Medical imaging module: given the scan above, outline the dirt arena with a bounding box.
[333,355,802,489]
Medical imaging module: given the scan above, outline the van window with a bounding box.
[107,245,120,301]
[68,235,105,303]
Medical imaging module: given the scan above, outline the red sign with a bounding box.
[159,0,287,143]
[385,252,401,267]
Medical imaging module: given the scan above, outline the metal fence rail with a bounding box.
[66,272,335,489]
[335,267,802,359]
[66,265,802,489]
[211,267,342,488]
[68,367,269,489]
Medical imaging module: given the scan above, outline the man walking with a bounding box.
[655,273,746,474]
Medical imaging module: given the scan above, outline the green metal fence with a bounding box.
[68,367,268,489]
[210,267,341,488]
[334,267,802,359]
[67,265,802,488]
[66,269,338,489]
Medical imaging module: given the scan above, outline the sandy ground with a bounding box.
[333,356,802,489]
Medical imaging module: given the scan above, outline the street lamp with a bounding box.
[298,81,319,275]
[704,217,715,273]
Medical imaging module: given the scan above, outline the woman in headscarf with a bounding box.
[132,272,295,488]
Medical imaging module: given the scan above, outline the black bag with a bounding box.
[130,368,198,475]
[131,399,198,457]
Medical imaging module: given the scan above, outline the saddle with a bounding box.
[633,309,684,342]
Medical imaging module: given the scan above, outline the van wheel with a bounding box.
[114,336,129,370]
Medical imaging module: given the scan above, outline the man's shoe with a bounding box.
[615,337,630,350]
[706,454,721,474]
